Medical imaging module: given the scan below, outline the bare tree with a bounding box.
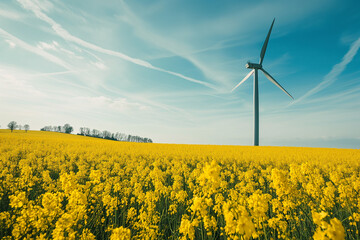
[7,121,18,132]
[24,124,30,133]
[84,127,90,136]
[102,130,111,139]
[42,126,51,131]
[92,129,100,138]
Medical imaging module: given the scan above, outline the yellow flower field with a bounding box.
[0,129,359,239]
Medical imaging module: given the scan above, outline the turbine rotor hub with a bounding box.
[246,62,262,69]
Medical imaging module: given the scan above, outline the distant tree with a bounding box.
[63,124,73,134]
[18,125,23,130]
[7,121,18,132]
[84,127,90,136]
[41,126,51,131]
[122,134,128,141]
[24,124,30,133]
[102,130,111,139]
[91,129,101,138]
[114,132,121,141]
[117,133,126,141]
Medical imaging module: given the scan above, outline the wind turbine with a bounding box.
[232,18,293,146]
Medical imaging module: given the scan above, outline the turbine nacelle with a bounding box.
[246,62,262,69]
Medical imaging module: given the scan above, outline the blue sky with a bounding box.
[1,0,360,148]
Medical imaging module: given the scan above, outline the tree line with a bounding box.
[40,124,74,134]
[40,124,153,143]
[78,127,153,143]
[7,121,30,132]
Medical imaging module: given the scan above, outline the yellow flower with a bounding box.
[9,191,27,209]
[327,218,345,240]
[80,229,96,240]
[110,227,131,240]
[1,129,360,239]
[312,211,328,226]
[179,216,195,240]
[313,213,345,240]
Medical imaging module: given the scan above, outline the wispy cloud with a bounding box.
[0,64,92,95]
[0,28,73,70]
[118,1,230,90]
[92,61,107,70]
[75,96,150,112]
[0,65,149,116]
[292,37,360,104]
[31,70,86,77]
[37,40,84,60]
[37,41,58,50]
[0,67,46,98]
[117,0,337,93]
[1,34,109,86]
[5,39,16,48]
[0,8,23,20]
[16,0,214,89]
[298,85,360,108]
[98,83,193,118]
[81,50,107,70]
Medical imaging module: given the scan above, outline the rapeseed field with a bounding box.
[0,130,359,239]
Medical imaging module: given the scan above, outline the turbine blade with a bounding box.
[259,18,275,65]
[231,70,255,92]
[260,68,294,99]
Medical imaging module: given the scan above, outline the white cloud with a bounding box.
[33,0,53,12]
[0,67,45,98]
[32,70,86,77]
[92,61,107,70]
[37,40,80,57]
[0,28,73,70]
[292,36,360,105]
[75,96,150,112]
[0,8,23,20]
[37,41,58,50]
[5,39,16,48]
[16,0,214,89]
[118,2,227,89]
[17,0,53,13]
[117,0,336,93]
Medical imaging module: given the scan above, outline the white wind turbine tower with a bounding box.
[232,18,293,146]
